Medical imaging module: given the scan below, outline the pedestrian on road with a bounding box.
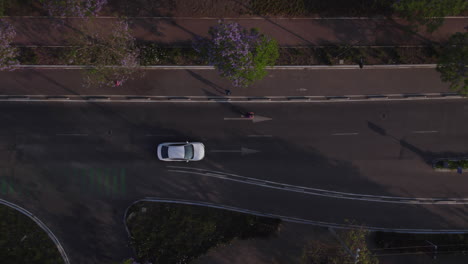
[225,89,231,96]
[115,80,123,87]
[244,112,254,119]
[358,57,364,69]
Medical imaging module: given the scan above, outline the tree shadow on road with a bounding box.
[367,121,468,165]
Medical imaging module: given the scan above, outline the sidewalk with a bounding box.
[0,67,451,97]
[6,17,468,47]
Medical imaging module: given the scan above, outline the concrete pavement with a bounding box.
[1,100,468,263]
[0,67,452,97]
[6,17,468,46]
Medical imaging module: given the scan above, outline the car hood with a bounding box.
[192,143,205,161]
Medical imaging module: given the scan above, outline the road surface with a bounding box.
[1,100,468,263]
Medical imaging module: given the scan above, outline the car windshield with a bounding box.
[184,145,194,160]
[161,146,169,158]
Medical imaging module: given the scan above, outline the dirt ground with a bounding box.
[192,222,335,264]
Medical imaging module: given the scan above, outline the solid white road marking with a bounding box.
[224,115,272,123]
[412,130,438,134]
[247,135,273,138]
[56,133,88,136]
[167,166,468,205]
[331,132,359,136]
[211,147,260,155]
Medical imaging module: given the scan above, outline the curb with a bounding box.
[0,198,70,264]
[15,64,438,70]
[124,198,468,234]
[3,16,468,19]
[0,93,462,103]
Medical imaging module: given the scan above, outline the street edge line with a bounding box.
[123,198,468,234]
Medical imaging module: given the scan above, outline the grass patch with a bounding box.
[277,46,438,65]
[138,43,204,65]
[126,202,282,264]
[0,204,64,263]
[17,47,73,65]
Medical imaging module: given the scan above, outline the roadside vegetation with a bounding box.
[1,0,466,90]
[65,19,142,88]
[433,158,468,169]
[39,0,107,17]
[393,0,468,32]
[17,45,439,66]
[436,32,468,94]
[193,21,279,89]
[125,202,282,264]
[0,19,18,70]
[301,227,378,264]
[0,204,64,264]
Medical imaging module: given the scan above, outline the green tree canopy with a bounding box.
[436,32,468,93]
[193,21,279,89]
[393,0,468,32]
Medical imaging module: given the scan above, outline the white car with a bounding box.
[157,142,205,162]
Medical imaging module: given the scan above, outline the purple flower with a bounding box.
[0,20,19,71]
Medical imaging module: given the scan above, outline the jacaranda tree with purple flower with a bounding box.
[194,21,279,89]
[39,0,107,17]
[66,19,141,88]
[0,20,19,71]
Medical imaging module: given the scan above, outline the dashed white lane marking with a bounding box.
[412,130,439,134]
[55,133,88,136]
[247,135,273,138]
[332,132,359,136]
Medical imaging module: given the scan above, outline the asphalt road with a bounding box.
[1,100,468,263]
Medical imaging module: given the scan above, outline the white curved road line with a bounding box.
[124,197,468,234]
[167,166,468,205]
[0,198,70,264]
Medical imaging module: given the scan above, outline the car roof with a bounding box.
[168,146,185,159]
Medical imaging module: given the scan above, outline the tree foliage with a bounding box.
[0,19,18,70]
[301,228,378,264]
[0,204,64,263]
[436,32,468,93]
[39,0,107,17]
[393,0,468,32]
[126,202,281,264]
[66,19,141,88]
[194,20,279,88]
